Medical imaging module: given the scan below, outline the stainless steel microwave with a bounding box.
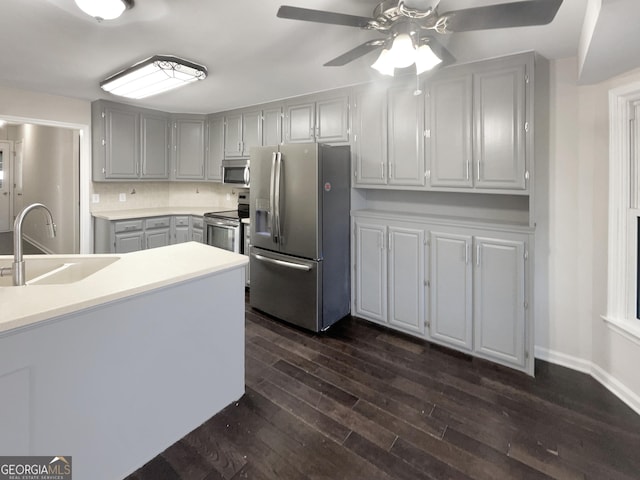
[222,159,250,187]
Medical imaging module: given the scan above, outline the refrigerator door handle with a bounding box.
[274,151,283,244]
[269,152,278,243]
[252,253,312,272]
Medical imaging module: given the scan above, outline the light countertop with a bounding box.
[91,206,231,221]
[0,242,248,335]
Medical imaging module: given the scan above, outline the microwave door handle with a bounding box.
[269,152,278,243]
[243,166,250,186]
[275,151,283,244]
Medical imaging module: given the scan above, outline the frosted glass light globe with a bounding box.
[75,0,127,20]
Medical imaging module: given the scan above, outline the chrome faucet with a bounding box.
[12,203,56,286]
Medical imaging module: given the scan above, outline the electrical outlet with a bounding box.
[119,193,126,202]
[226,193,231,201]
[91,194,100,203]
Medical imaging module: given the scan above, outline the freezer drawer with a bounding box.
[250,248,322,332]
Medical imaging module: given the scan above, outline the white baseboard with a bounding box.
[535,346,640,416]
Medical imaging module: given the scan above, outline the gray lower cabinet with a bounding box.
[354,219,425,336]
[429,231,473,351]
[173,216,191,244]
[95,215,202,253]
[473,235,526,369]
[353,212,531,374]
[191,216,203,243]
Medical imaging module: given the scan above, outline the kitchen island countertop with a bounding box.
[0,242,247,334]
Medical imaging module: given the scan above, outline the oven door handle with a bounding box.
[252,253,312,272]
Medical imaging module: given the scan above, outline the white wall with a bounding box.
[540,57,640,412]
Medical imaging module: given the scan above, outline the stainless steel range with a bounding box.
[204,191,250,283]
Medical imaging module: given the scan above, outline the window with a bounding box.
[605,82,640,345]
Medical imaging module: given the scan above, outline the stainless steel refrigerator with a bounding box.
[249,143,350,332]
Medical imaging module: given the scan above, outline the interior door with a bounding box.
[0,141,12,232]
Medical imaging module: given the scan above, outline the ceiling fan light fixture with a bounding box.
[100,55,207,99]
[415,44,442,74]
[371,48,395,76]
[389,33,416,68]
[74,0,133,20]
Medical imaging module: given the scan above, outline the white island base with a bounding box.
[0,243,246,480]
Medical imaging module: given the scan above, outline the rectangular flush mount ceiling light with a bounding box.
[100,55,207,99]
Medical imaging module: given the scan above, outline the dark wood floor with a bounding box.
[0,231,44,255]
[127,300,640,480]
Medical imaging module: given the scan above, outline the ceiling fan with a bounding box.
[277,0,563,75]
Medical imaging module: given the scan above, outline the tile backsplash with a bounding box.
[91,182,239,212]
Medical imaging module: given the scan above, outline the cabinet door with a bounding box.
[174,226,190,244]
[146,228,171,249]
[353,88,387,186]
[286,102,315,143]
[355,222,387,323]
[430,232,473,351]
[387,85,425,186]
[207,116,224,181]
[388,226,424,335]
[105,107,139,179]
[474,237,526,369]
[473,64,526,189]
[242,110,263,156]
[224,113,243,158]
[140,112,169,179]
[263,107,282,146]
[316,96,349,143]
[115,232,143,253]
[175,119,205,179]
[191,228,203,243]
[427,74,473,188]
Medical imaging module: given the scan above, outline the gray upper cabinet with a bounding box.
[224,113,243,158]
[140,112,170,179]
[102,105,139,179]
[387,84,425,186]
[173,117,205,180]
[262,107,283,146]
[285,94,349,144]
[207,116,224,181]
[224,110,262,158]
[286,102,315,143]
[473,64,526,190]
[426,73,473,188]
[353,87,387,186]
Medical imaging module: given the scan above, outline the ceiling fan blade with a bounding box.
[324,40,386,66]
[440,0,563,33]
[277,5,373,28]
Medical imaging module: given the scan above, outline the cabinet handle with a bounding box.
[380,162,384,179]
[388,232,392,251]
[466,161,470,181]
[465,243,469,264]
[476,245,480,267]
[477,158,481,182]
[238,141,241,152]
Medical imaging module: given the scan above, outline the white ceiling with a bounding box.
[0,0,635,114]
